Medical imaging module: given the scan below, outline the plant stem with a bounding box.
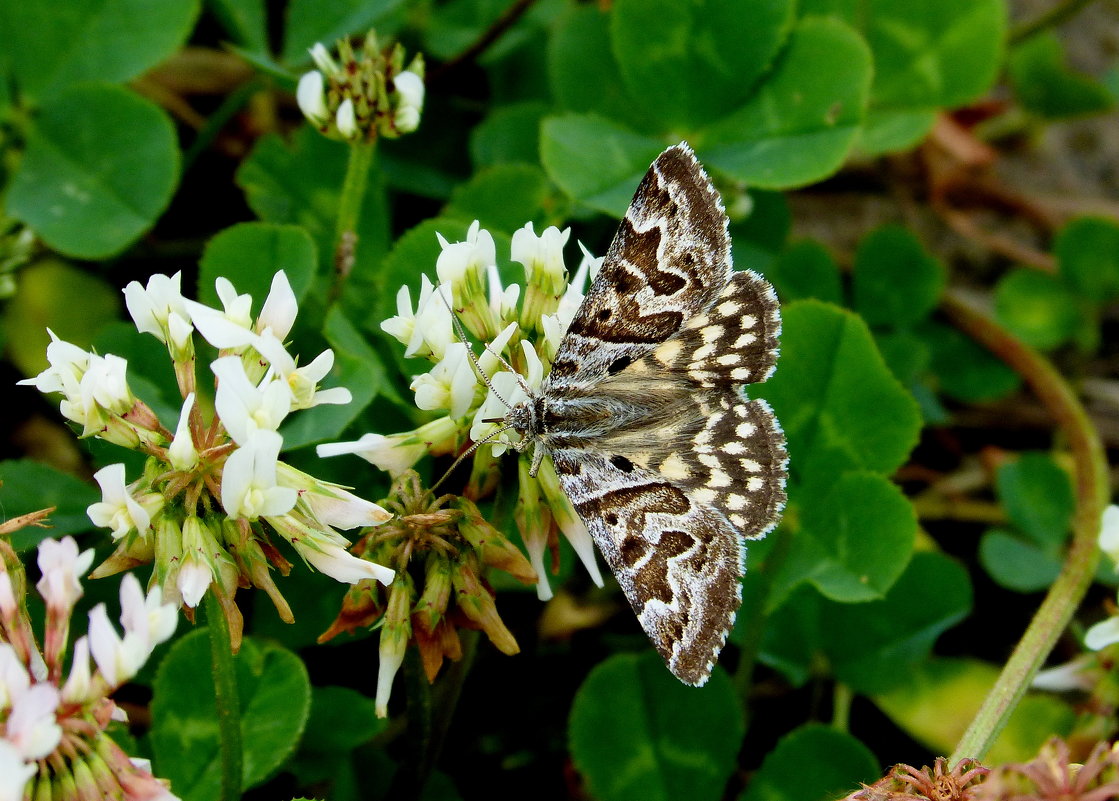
[204,592,243,801]
[332,140,377,302]
[943,290,1109,763]
[1010,0,1097,45]
[832,683,853,732]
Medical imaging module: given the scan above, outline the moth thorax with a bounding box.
[505,397,545,437]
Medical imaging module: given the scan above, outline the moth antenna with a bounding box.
[435,282,530,410]
[427,422,517,496]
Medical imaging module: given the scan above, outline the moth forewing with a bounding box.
[504,142,786,686]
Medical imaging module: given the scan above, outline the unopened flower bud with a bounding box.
[375,571,413,717]
[450,555,518,656]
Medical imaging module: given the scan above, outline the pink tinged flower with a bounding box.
[61,636,92,704]
[410,342,477,419]
[296,70,330,126]
[7,682,62,760]
[0,740,36,801]
[1085,616,1119,650]
[35,536,95,614]
[167,393,199,470]
[0,572,16,619]
[87,464,153,540]
[123,271,194,350]
[221,430,298,520]
[0,643,31,709]
[256,271,298,341]
[177,517,214,608]
[212,356,293,445]
[253,332,351,410]
[118,573,177,649]
[184,277,255,350]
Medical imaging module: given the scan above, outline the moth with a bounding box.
[505,143,787,686]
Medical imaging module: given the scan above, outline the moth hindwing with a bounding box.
[508,142,787,686]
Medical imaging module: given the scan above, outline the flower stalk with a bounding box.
[943,290,1110,763]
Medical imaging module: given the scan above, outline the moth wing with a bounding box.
[547,143,733,390]
[550,448,744,686]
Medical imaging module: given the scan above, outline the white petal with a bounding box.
[1085,616,1119,650]
[258,271,298,340]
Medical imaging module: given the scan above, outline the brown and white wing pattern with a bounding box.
[526,142,787,686]
[545,144,733,392]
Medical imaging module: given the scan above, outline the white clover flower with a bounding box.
[185,277,256,350]
[221,430,298,520]
[16,330,89,396]
[167,393,199,471]
[35,537,94,615]
[393,69,424,133]
[87,464,156,541]
[381,275,454,360]
[5,683,61,760]
[123,271,194,354]
[511,223,570,286]
[177,516,214,609]
[1085,616,1119,651]
[257,271,298,342]
[87,604,142,688]
[411,342,477,419]
[336,98,359,140]
[1099,504,1119,567]
[268,514,394,585]
[317,417,460,476]
[60,637,92,705]
[309,42,341,76]
[470,340,543,454]
[212,355,293,446]
[253,331,351,410]
[0,643,30,710]
[436,220,495,290]
[296,70,330,126]
[118,572,177,649]
[0,573,15,620]
[0,739,36,800]
[487,263,521,323]
[476,321,518,381]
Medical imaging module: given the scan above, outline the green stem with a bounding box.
[404,647,434,799]
[832,683,853,732]
[204,592,243,801]
[943,291,1109,763]
[331,140,377,303]
[1010,0,1097,45]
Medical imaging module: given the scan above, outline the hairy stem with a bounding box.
[943,290,1108,763]
[205,591,243,801]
